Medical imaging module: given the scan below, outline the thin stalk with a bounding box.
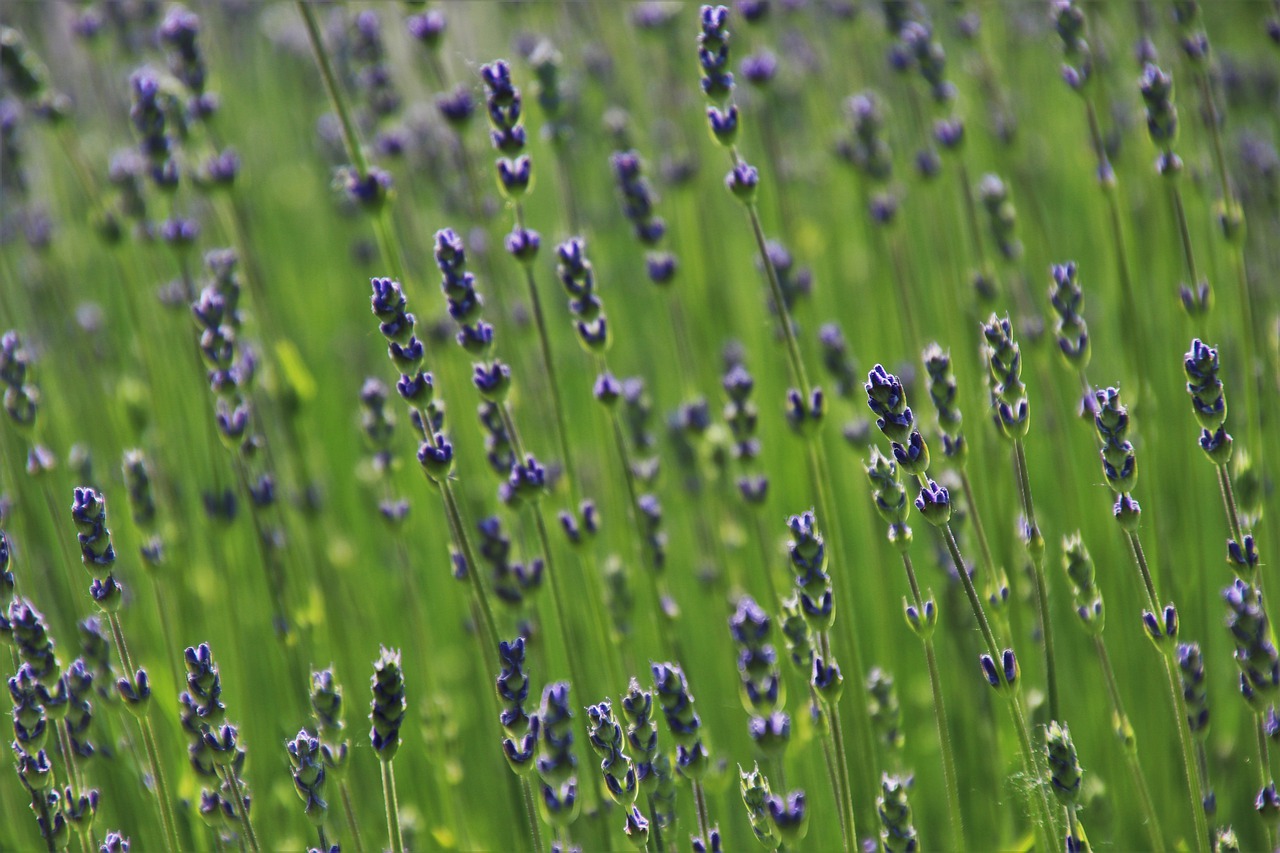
[1082,99,1148,392]
[816,716,851,851]
[297,1,368,176]
[937,514,1055,847]
[958,470,998,580]
[1125,527,1208,851]
[339,781,366,853]
[1013,439,1059,721]
[1157,650,1211,853]
[1091,637,1164,852]
[692,780,711,845]
[1006,692,1057,853]
[1259,718,1277,852]
[1123,531,1162,614]
[499,402,621,690]
[219,763,261,853]
[740,202,810,395]
[1168,181,1201,290]
[818,631,859,847]
[532,508,592,696]
[1217,463,1246,546]
[521,778,545,853]
[602,398,669,651]
[515,256,578,499]
[902,551,965,848]
[135,714,182,853]
[806,441,876,829]
[646,792,665,853]
[380,759,406,853]
[438,481,501,660]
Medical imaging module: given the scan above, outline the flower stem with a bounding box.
[520,778,545,852]
[340,780,367,853]
[1091,637,1165,852]
[380,759,405,853]
[902,550,965,849]
[1013,439,1059,722]
[220,762,261,853]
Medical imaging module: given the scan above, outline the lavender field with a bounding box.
[2,1,1280,851]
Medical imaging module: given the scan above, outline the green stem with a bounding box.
[1091,637,1165,853]
[924,640,966,847]
[1123,530,1162,615]
[521,778,545,853]
[340,781,367,853]
[296,1,370,177]
[1006,692,1058,853]
[1158,650,1210,853]
[517,259,578,499]
[603,400,669,651]
[958,470,997,581]
[1168,179,1201,289]
[816,714,852,852]
[220,763,261,853]
[1259,717,1277,851]
[902,548,965,849]
[1083,99,1148,392]
[1013,439,1059,722]
[692,780,711,845]
[380,759,405,853]
[1217,462,1245,547]
[439,482,501,662]
[820,631,860,848]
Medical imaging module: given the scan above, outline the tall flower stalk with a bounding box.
[68,489,180,853]
[1182,340,1275,847]
[1060,534,1164,851]
[865,365,1057,848]
[981,315,1059,721]
[865,448,964,847]
[1090,386,1209,852]
[695,7,877,818]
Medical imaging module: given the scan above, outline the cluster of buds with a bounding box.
[728,596,790,756]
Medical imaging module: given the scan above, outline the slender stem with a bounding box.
[939,523,1002,659]
[1123,530,1162,615]
[1159,651,1210,853]
[380,759,405,853]
[741,199,810,395]
[934,499,1056,845]
[134,715,181,853]
[817,715,852,851]
[958,470,997,579]
[604,403,669,650]
[1083,99,1147,391]
[340,781,367,853]
[220,764,261,853]
[1217,462,1246,545]
[806,441,876,832]
[521,778,545,853]
[1013,440,1059,721]
[1006,693,1058,852]
[1168,181,1201,287]
[903,547,965,849]
[439,482,501,662]
[517,261,578,498]
[925,641,966,847]
[1260,717,1278,853]
[1092,637,1165,852]
[820,631,860,847]
[297,1,370,177]
[692,780,711,845]
[532,509,590,694]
